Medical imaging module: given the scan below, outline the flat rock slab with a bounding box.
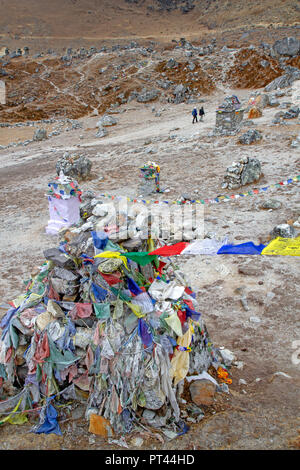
[189,379,216,406]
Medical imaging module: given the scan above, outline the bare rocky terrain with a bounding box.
[0,0,299,452]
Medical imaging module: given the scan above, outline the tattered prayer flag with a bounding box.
[261,237,300,256]
[99,272,122,285]
[138,318,153,348]
[148,242,190,256]
[76,303,93,318]
[217,242,266,255]
[127,277,143,296]
[124,252,157,266]
[93,303,110,319]
[130,292,154,314]
[34,401,62,436]
[91,283,108,302]
[184,305,201,321]
[91,231,108,250]
[125,301,145,318]
[164,313,183,337]
[177,310,186,326]
[94,251,129,270]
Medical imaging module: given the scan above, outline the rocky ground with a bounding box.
[0,37,300,450]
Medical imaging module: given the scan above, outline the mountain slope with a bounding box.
[0,0,299,52]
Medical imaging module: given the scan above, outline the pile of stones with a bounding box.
[56,153,92,180]
[221,157,262,190]
[238,129,262,145]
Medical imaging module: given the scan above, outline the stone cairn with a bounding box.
[221,156,262,190]
[138,161,161,196]
[214,95,244,136]
[0,190,231,439]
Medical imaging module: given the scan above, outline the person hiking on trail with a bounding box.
[192,107,198,124]
[199,106,205,121]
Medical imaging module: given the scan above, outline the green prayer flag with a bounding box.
[93,303,111,319]
[110,286,132,302]
[124,252,158,266]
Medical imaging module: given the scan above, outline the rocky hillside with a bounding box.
[1,35,299,123]
[0,0,299,53]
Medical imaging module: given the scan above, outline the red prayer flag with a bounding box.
[148,242,190,256]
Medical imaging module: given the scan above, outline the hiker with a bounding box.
[199,106,205,121]
[192,107,198,124]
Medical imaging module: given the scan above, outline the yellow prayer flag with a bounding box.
[94,251,129,270]
[261,237,300,256]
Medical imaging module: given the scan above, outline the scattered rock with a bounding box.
[219,348,235,366]
[136,89,159,103]
[89,414,114,438]
[130,437,144,447]
[97,115,117,127]
[273,371,292,379]
[259,199,282,210]
[238,265,260,276]
[240,296,250,311]
[166,58,177,68]
[239,129,262,145]
[268,97,280,107]
[33,128,47,141]
[270,223,296,239]
[272,37,300,57]
[249,316,261,323]
[95,126,108,138]
[265,69,300,92]
[291,133,300,148]
[282,106,299,119]
[173,84,188,104]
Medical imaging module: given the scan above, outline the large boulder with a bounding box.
[97,115,117,127]
[291,132,300,148]
[33,128,47,141]
[239,129,262,145]
[247,107,262,119]
[282,106,299,119]
[56,152,92,180]
[272,37,300,57]
[265,69,300,92]
[95,126,108,138]
[173,84,188,104]
[43,247,76,270]
[270,224,296,239]
[259,199,282,210]
[241,158,261,186]
[136,89,159,103]
[189,379,216,406]
[221,157,261,189]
